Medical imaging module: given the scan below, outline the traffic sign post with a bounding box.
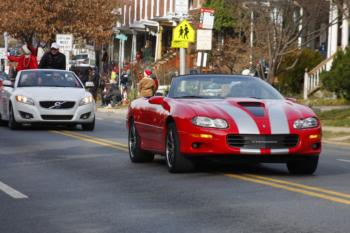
[56,34,74,70]
[172,19,196,75]
[116,33,128,41]
[172,20,195,43]
[56,34,74,51]
[171,41,189,49]
[196,30,212,51]
[199,8,215,29]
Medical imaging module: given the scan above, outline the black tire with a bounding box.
[287,156,319,175]
[8,105,21,130]
[128,120,154,163]
[82,118,95,131]
[0,114,7,126]
[166,122,194,173]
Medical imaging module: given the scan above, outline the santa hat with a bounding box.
[144,69,152,76]
[22,44,31,55]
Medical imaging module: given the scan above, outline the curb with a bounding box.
[96,107,128,114]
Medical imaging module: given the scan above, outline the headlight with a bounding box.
[15,95,34,105]
[192,116,228,129]
[79,96,94,106]
[293,117,319,129]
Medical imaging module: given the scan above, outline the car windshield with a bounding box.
[18,70,83,88]
[168,75,283,100]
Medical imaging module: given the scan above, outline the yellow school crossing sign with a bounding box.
[172,19,195,43]
[171,40,189,49]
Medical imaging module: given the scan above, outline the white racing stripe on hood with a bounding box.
[266,101,290,134]
[219,104,259,134]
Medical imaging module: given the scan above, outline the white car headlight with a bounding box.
[192,116,228,129]
[79,96,94,106]
[293,117,319,129]
[15,95,34,105]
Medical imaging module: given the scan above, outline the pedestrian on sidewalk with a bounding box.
[138,69,156,97]
[7,44,38,74]
[102,48,108,75]
[39,42,66,70]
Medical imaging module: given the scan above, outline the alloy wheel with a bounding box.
[129,123,137,158]
[166,130,175,167]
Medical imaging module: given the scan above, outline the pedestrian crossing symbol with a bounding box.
[172,19,195,43]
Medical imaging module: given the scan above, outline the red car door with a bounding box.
[145,103,167,152]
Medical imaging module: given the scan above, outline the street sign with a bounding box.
[196,30,213,50]
[171,40,189,48]
[175,0,189,16]
[56,34,73,51]
[199,8,215,29]
[116,33,128,41]
[172,20,195,43]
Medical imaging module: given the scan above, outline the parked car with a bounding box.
[0,69,95,130]
[127,74,322,174]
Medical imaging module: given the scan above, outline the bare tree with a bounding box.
[224,0,330,83]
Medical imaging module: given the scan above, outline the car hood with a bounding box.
[175,98,317,134]
[15,87,88,101]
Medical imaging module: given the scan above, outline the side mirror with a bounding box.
[286,97,297,103]
[148,96,164,105]
[85,81,94,88]
[3,80,13,87]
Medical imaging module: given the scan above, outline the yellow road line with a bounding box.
[51,130,128,152]
[226,174,350,205]
[243,174,350,199]
[51,130,350,205]
[60,130,128,149]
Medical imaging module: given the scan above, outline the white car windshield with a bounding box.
[18,70,83,88]
[168,75,283,100]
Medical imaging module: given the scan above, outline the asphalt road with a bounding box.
[1,111,350,233]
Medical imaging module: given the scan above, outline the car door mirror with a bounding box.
[3,80,14,88]
[85,81,94,88]
[286,97,297,103]
[148,96,164,105]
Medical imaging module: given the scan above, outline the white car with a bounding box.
[0,69,95,130]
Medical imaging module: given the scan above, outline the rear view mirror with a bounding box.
[3,80,13,87]
[85,81,94,88]
[286,97,297,103]
[148,96,164,105]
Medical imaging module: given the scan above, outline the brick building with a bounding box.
[113,0,206,84]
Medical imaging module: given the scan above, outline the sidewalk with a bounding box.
[96,106,128,114]
[322,126,350,147]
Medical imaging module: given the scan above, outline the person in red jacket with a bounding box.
[7,44,38,72]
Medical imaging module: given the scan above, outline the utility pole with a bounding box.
[3,32,8,73]
[179,16,186,75]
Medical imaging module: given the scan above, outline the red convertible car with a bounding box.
[127,75,321,174]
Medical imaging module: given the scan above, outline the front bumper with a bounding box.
[177,127,322,157]
[13,102,95,123]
